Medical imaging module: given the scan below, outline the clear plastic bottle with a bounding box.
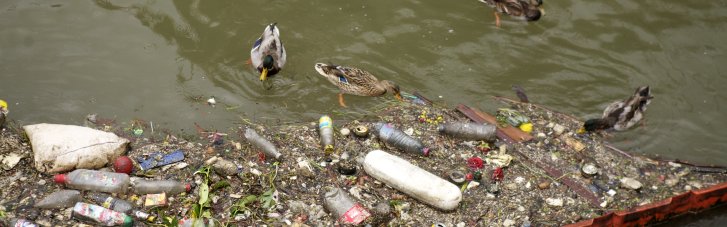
[323,187,371,225]
[373,123,429,156]
[5,218,38,227]
[318,115,334,156]
[72,202,133,227]
[244,128,283,160]
[132,179,191,195]
[34,189,81,209]
[89,193,134,213]
[437,122,496,141]
[53,169,130,194]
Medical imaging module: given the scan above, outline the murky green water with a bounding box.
[1,0,726,224]
[2,1,727,168]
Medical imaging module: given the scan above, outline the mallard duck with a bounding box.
[478,0,543,27]
[314,63,402,107]
[0,99,8,127]
[250,23,286,81]
[578,86,653,133]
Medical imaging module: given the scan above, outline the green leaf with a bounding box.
[199,183,209,206]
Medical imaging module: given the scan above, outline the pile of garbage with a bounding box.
[1,95,726,226]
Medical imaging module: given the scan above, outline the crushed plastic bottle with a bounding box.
[437,122,496,141]
[373,123,429,156]
[323,187,371,225]
[244,128,283,160]
[89,193,134,213]
[132,179,191,195]
[5,218,38,227]
[72,202,133,227]
[363,150,462,210]
[132,210,156,222]
[54,169,130,194]
[318,115,335,156]
[34,189,81,209]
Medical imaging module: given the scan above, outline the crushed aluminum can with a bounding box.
[138,150,185,170]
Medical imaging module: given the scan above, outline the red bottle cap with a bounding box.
[185,183,192,192]
[53,174,67,184]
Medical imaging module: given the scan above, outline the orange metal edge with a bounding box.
[563,182,727,227]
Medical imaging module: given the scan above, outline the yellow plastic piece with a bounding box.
[519,123,533,133]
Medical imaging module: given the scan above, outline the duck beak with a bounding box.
[260,68,269,81]
[539,8,545,16]
[395,93,403,101]
[577,127,586,134]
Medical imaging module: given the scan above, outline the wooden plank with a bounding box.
[455,104,533,143]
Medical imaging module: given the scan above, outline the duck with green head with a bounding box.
[314,63,402,107]
[250,23,286,81]
[578,86,654,133]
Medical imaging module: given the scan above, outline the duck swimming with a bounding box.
[250,23,286,81]
[578,86,653,133]
[479,0,544,27]
[314,63,402,107]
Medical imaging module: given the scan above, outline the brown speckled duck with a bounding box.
[314,63,402,107]
[479,0,544,27]
[578,86,654,133]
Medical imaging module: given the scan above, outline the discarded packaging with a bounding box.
[144,192,167,208]
[72,202,133,227]
[24,123,130,174]
[363,150,461,210]
[373,123,430,156]
[244,128,283,160]
[323,187,371,225]
[5,218,38,227]
[437,122,496,141]
[54,169,130,194]
[484,154,513,167]
[132,179,191,195]
[319,115,335,156]
[1,152,22,170]
[138,150,185,171]
[90,193,134,213]
[34,189,82,209]
[210,157,241,176]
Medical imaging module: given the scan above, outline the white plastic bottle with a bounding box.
[54,169,130,194]
[363,150,462,210]
[244,128,283,160]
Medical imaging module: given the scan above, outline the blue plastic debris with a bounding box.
[138,150,185,170]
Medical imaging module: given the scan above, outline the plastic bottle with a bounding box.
[373,123,429,156]
[34,189,81,209]
[318,115,335,156]
[132,179,191,195]
[53,169,130,194]
[244,128,283,160]
[363,150,462,210]
[323,187,371,225]
[72,202,133,227]
[437,122,496,141]
[5,218,38,227]
[89,193,134,213]
[132,210,156,222]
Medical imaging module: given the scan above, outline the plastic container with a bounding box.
[5,218,38,227]
[72,202,133,227]
[132,210,156,222]
[373,123,429,156]
[437,122,496,141]
[244,128,283,160]
[363,150,462,210]
[132,179,191,195]
[318,115,335,156]
[54,169,130,194]
[34,189,81,209]
[323,187,371,225]
[89,193,134,213]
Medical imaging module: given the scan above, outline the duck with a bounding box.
[250,23,286,81]
[0,99,8,128]
[478,0,544,27]
[314,63,402,107]
[578,86,654,133]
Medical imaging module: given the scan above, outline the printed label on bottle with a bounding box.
[338,203,370,224]
[319,116,332,129]
[73,203,126,225]
[14,219,38,227]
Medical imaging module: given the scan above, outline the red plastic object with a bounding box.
[53,174,67,184]
[565,182,727,227]
[467,157,484,170]
[113,156,133,174]
[492,167,504,182]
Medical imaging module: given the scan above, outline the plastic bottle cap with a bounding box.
[422,148,430,156]
[185,183,192,192]
[53,174,67,184]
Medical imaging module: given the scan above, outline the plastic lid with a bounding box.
[122,215,133,227]
[53,174,67,184]
[422,148,430,156]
